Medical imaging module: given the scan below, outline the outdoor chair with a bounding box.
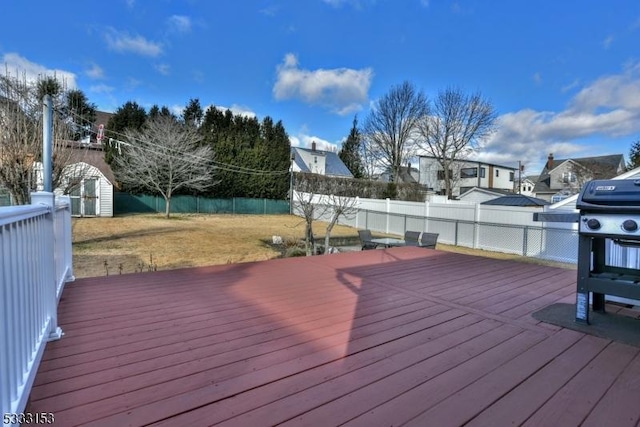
[404,231,422,246]
[358,229,378,250]
[419,232,439,249]
[404,231,439,249]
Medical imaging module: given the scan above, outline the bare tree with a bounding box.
[294,190,320,256]
[113,116,215,218]
[417,87,496,198]
[362,81,429,183]
[0,73,84,204]
[321,193,358,254]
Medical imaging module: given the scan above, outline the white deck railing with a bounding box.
[0,192,73,418]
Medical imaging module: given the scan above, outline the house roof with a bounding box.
[419,155,518,171]
[481,194,550,206]
[533,154,625,194]
[291,147,353,177]
[458,187,514,198]
[65,142,116,186]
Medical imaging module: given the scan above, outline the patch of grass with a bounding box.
[72,213,576,279]
[72,214,358,278]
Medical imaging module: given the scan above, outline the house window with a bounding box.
[480,167,486,178]
[460,167,478,178]
[562,171,576,183]
[551,194,569,203]
[496,169,500,177]
[509,172,514,182]
[314,156,317,164]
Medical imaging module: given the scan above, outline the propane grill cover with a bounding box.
[576,179,640,212]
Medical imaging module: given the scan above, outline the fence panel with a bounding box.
[0,192,70,417]
[114,193,290,215]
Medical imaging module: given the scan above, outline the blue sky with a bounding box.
[2,0,640,174]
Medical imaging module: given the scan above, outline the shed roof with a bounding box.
[481,194,550,206]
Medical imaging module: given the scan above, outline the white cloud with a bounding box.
[89,84,114,94]
[155,63,171,76]
[168,15,192,33]
[273,53,373,115]
[480,62,640,172]
[532,72,542,85]
[602,35,614,49]
[85,63,105,79]
[1,53,77,89]
[203,103,257,119]
[104,28,163,57]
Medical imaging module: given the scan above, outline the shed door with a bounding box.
[70,186,81,216]
[83,178,98,216]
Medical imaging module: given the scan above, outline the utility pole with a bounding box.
[518,160,522,194]
[289,152,295,215]
[43,95,53,192]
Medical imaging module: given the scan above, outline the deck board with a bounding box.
[26,247,640,426]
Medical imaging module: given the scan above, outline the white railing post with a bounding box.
[31,192,62,341]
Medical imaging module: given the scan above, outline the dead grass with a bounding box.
[72,213,576,278]
[72,214,358,278]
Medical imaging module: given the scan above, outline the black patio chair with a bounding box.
[358,229,378,250]
[404,231,421,246]
[419,232,439,249]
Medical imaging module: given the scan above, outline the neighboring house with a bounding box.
[518,176,537,196]
[291,142,353,178]
[378,163,420,184]
[481,194,550,207]
[533,153,626,202]
[419,156,518,197]
[457,187,514,204]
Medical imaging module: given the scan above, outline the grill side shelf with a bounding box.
[533,212,580,223]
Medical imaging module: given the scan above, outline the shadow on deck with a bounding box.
[29,247,640,426]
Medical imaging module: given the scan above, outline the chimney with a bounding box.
[547,153,554,170]
[311,141,316,151]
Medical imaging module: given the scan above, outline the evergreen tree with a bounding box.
[182,98,203,128]
[339,115,365,178]
[64,89,97,140]
[148,105,161,120]
[104,101,147,165]
[200,107,290,198]
[628,140,640,170]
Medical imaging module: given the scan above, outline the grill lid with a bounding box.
[576,179,640,212]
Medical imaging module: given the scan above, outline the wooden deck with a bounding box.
[28,247,640,426]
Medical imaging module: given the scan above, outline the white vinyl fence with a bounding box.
[293,191,580,264]
[0,192,74,418]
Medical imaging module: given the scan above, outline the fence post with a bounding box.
[30,192,62,341]
[455,220,459,246]
[523,226,529,256]
[61,195,75,284]
[474,203,481,249]
[386,198,390,234]
[355,197,360,229]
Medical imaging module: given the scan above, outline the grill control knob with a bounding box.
[586,219,601,230]
[622,220,638,232]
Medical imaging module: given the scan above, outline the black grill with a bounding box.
[575,179,640,323]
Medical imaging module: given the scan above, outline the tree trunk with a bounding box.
[324,215,339,254]
[165,197,171,218]
[305,223,315,256]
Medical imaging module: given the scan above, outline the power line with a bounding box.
[58,107,291,176]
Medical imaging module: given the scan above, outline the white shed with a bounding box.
[56,145,116,217]
[61,161,114,217]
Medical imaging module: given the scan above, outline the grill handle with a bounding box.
[613,239,640,248]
